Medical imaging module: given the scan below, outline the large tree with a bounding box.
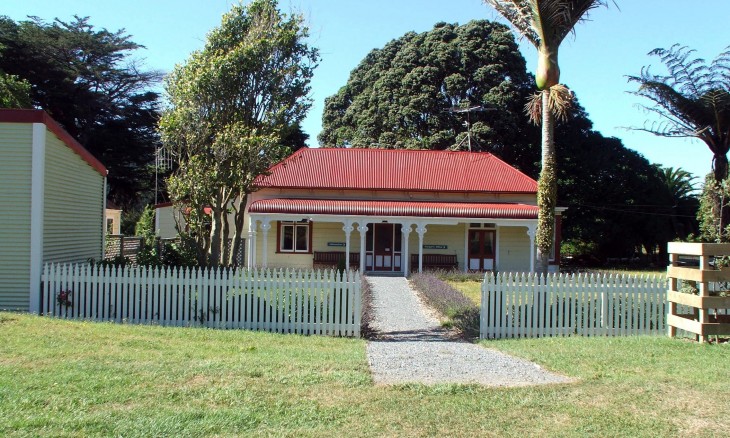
[483,0,610,273]
[161,0,319,266]
[319,20,534,153]
[0,15,162,209]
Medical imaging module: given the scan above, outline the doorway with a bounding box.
[366,223,402,272]
[468,229,495,271]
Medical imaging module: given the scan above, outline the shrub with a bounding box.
[160,234,199,267]
[360,276,377,339]
[410,272,480,339]
[135,205,156,245]
[88,255,130,268]
[432,269,484,283]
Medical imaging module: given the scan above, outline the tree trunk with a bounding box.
[209,193,223,266]
[221,209,230,266]
[536,89,557,275]
[714,153,728,182]
[229,193,248,266]
[713,153,730,240]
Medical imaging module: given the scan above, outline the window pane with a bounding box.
[281,225,294,251]
[469,232,481,255]
[484,232,495,256]
[394,225,402,252]
[366,224,373,251]
[295,224,308,251]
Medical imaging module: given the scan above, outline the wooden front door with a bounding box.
[468,229,495,271]
[367,223,402,272]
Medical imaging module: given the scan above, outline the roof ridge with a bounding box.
[308,147,495,156]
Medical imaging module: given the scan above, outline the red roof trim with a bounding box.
[0,109,107,176]
[249,199,539,219]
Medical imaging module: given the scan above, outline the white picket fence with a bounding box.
[41,263,361,337]
[480,273,667,339]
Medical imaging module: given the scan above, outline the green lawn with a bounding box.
[1,312,729,437]
[449,280,482,306]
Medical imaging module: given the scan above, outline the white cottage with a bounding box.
[0,110,107,311]
[245,148,562,274]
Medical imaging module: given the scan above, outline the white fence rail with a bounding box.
[41,263,361,337]
[481,273,667,339]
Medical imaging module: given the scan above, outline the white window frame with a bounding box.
[279,221,310,253]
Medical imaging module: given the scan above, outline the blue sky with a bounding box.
[4,0,729,181]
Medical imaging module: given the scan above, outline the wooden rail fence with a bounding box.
[481,273,668,339]
[41,263,361,337]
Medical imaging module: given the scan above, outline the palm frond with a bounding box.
[483,0,539,46]
[525,84,574,125]
[628,45,730,156]
[536,0,610,47]
[660,166,697,200]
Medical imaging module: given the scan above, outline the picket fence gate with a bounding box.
[41,263,361,337]
[481,272,667,339]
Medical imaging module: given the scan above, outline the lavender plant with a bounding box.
[410,273,480,338]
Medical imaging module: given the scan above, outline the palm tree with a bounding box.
[628,45,730,183]
[483,0,610,273]
[660,166,697,202]
[659,166,698,239]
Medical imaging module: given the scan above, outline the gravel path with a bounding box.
[365,276,573,386]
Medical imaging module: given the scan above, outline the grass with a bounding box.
[2,312,729,436]
[449,280,482,306]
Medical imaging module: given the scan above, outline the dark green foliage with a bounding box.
[0,15,162,211]
[88,255,130,268]
[553,114,678,261]
[319,20,534,153]
[160,234,199,267]
[134,242,161,267]
[133,205,159,265]
[410,272,479,338]
[134,206,156,244]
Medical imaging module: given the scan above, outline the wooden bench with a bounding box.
[313,251,360,267]
[410,254,458,270]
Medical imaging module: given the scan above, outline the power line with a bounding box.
[568,203,697,218]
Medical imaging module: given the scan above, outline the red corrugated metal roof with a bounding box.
[257,148,537,193]
[249,199,538,219]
